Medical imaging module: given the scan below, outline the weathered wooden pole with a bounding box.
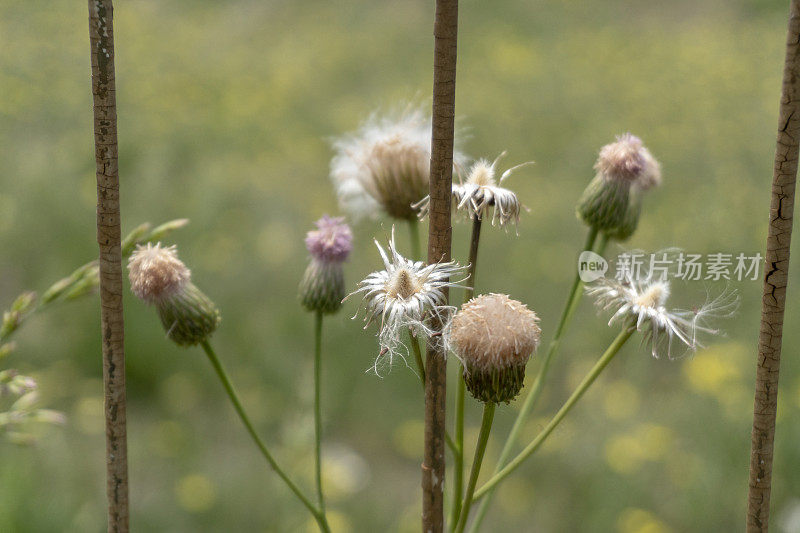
[88,1,129,530]
[747,1,800,530]
[423,0,458,531]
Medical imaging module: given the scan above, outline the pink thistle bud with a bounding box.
[299,216,353,314]
[128,243,219,346]
[304,215,353,264]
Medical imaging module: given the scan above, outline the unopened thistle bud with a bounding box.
[299,216,353,314]
[128,243,220,346]
[449,294,541,404]
[577,133,661,240]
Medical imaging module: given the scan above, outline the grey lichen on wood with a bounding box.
[88,0,129,531]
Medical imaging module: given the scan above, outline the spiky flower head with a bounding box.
[449,294,541,403]
[586,274,738,359]
[128,243,220,346]
[577,133,661,240]
[414,152,532,228]
[300,216,353,314]
[304,215,353,263]
[331,107,462,221]
[346,227,467,374]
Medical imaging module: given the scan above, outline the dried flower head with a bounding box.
[414,152,532,228]
[128,243,220,346]
[331,108,431,220]
[331,107,466,221]
[449,293,541,403]
[300,216,353,314]
[577,133,661,240]
[587,274,738,359]
[128,243,190,304]
[347,227,467,373]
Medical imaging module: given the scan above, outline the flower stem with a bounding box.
[453,402,495,533]
[199,340,329,532]
[464,217,482,300]
[411,332,459,456]
[313,311,326,515]
[468,227,599,531]
[471,326,634,501]
[410,330,427,385]
[409,217,422,261]
[450,216,482,526]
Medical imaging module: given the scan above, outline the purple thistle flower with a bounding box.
[305,215,353,264]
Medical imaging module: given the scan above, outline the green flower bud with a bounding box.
[577,133,661,240]
[128,243,220,346]
[299,260,345,314]
[156,281,220,346]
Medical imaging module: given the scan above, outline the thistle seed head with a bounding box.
[449,293,541,403]
[331,108,432,220]
[347,226,468,374]
[128,243,190,304]
[587,273,738,359]
[595,133,648,183]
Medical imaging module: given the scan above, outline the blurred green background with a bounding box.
[1,0,799,531]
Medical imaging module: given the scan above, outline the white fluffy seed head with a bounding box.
[450,293,541,371]
[466,160,497,187]
[331,109,431,220]
[595,133,661,190]
[635,281,670,310]
[128,243,191,304]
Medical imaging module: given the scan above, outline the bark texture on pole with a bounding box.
[88,1,129,531]
[747,2,800,531]
[423,1,458,531]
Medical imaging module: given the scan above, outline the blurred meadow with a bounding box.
[2,0,800,531]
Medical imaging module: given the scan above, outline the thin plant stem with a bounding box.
[199,341,330,532]
[469,227,599,531]
[464,217,482,301]
[313,311,326,515]
[410,330,427,385]
[409,218,422,261]
[748,1,800,528]
[450,216,482,526]
[472,326,635,501]
[450,375,466,524]
[424,0,459,528]
[453,402,495,533]
[87,2,128,529]
[411,332,459,455]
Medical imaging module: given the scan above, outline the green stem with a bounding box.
[409,218,422,261]
[472,326,634,501]
[450,216,482,526]
[200,341,329,532]
[410,331,426,385]
[464,217,482,302]
[450,374,466,524]
[453,402,496,533]
[469,227,599,531]
[313,312,326,515]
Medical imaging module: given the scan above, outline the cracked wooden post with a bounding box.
[88,1,129,531]
[747,1,800,531]
[423,1,458,531]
